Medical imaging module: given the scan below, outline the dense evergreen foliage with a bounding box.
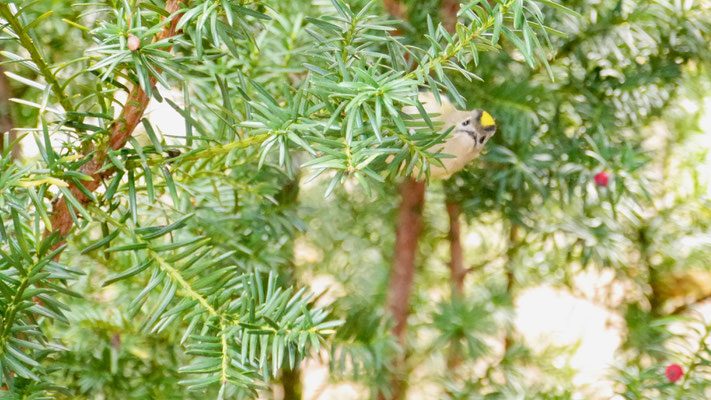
[1,0,710,399]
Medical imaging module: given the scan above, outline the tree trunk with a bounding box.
[445,202,465,371]
[279,172,303,399]
[446,202,465,297]
[0,64,20,160]
[281,365,302,400]
[381,178,426,400]
[440,0,461,33]
[383,0,407,21]
[503,224,519,354]
[388,178,426,342]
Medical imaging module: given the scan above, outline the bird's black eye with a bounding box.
[462,119,470,126]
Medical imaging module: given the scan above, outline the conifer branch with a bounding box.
[46,0,185,240]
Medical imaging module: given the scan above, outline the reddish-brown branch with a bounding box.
[381,178,426,400]
[446,202,465,296]
[503,224,519,355]
[380,3,418,398]
[441,0,461,33]
[506,225,518,293]
[388,178,426,342]
[47,0,184,239]
[0,64,20,160]
[445,202,464,372]
[0,66,10,134]
[382,1,467,393]
[383,0,407,21]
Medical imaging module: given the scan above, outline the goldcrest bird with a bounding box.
[399,92,497,179]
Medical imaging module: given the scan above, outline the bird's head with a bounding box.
[453,109,497,148]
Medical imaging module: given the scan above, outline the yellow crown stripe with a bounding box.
[480,111,495,127]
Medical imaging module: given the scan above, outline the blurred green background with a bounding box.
[1,0,711,399]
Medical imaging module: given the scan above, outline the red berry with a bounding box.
[127,34,140,51]
[594,170,610,187]
[666,363,683,383]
